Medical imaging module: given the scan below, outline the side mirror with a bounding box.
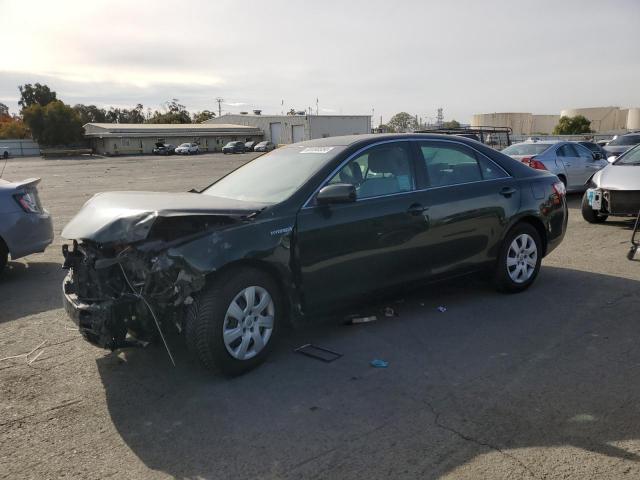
[316,183,356,205]
[592,152,602,160]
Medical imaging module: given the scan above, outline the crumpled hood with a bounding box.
[61,191,267,244]
[592,165,640,190]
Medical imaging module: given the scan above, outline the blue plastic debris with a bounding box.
[370,359,389,368]
[437,306,447,313]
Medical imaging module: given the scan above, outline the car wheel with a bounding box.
[0,239,8,273]
[493,223,542,293]
[581,192,607,223]
[185,267,281,376]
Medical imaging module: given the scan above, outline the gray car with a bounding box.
[0,178,54,272]
[502,141,608,192]
[603,133,640,162]
[582,143,640,223]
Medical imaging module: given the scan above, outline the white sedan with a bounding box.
[175,143,199,155]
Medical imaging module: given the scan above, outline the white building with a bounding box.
[205,113,371,145]
[83,123,263,155]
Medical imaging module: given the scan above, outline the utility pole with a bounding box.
[215,97,224,118]
[436,108,444,128]
[316,98,319,115]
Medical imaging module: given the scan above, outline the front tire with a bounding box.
[581,193,607,223]
[185,267,281,376]
[494,223,542,293]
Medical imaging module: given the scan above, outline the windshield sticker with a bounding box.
[300,147,335,154]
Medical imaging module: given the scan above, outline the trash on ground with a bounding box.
[295,344,342,363]
[0,340,47,364]
[383,307,397,317]
[370,359,389,368]
[346,315,378,325]
[437,306,447,313]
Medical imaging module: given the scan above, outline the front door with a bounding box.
[295,141,429,312]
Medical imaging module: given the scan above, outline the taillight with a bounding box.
[520,156,547,170]
[13,191,42,213]
[529,159,547,170]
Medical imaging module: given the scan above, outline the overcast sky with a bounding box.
[1,0,638,124]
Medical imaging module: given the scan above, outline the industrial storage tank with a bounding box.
[471,113,533,135]
[559,107,621,132]
[627,108,640,131]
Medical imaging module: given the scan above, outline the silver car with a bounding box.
[0,178,54,272]
[502,141,608,192]
[582,143,640,223]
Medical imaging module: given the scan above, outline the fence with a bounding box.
[0,139,40,157]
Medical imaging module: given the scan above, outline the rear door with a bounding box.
[556,144,583,189]
[295,141,430,311]
[411,140,520,276]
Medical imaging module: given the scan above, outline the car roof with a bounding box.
[292,133,495,149]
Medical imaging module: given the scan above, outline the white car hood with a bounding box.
[592,165,640,190]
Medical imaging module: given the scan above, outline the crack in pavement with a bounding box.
[422,397,539,479]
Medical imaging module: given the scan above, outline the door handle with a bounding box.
[500,187,517,197]
[407,203,428,215]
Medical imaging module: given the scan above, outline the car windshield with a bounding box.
[502,143,553,155]
[614,145,640,165]
[256,142,268,146]
[608,135,640,146]
[579,142,599,153]
[202,145,345,203]
[179,143,190,147]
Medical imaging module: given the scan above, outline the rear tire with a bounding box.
[581,192,607,223]
[0,239,8,273]
[494,223,542,293]
[185,267,282,376]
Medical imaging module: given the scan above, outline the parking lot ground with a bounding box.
[1,153,639,479]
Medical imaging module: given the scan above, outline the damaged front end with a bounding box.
[62,210,248,351]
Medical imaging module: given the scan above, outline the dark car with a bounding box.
[254,141,276,152]
[61,134,567,375]
[152,143,176,155]
[603,133,640,162]
[222,141,246,154]
[244,141,258,151]
[577,141,607,160]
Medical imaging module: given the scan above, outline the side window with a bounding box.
[558,144,577,157]
[477,155,508,180]
[575,145,593,160]
[419,143,484,187]
[328,143,414,199]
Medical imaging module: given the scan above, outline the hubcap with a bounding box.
[506,233,538,284]
[223,286,274,360]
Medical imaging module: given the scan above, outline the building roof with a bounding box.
[205,113,371,123]
[83,123,262,137]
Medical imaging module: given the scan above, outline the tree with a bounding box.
[0,117,30,139]
[553,115,592,135]
[388,112,417,133]
[18,83,57,110]
[104,104,145,123]
[147,99,191,124]
[192,110,215,123]
[73,104,108,124]
[442,119,461,129]
[23,100,84,146]
[0,102,9,119]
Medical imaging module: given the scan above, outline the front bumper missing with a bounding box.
[586,188,640,217]
[62,272,139,350]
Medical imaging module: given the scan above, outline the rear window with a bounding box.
[502,143,553,156]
